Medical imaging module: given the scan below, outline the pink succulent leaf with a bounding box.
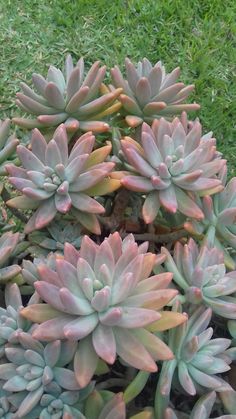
[70,193,105,213]
[17,145,45,172]
[121,176,154,192]
[94,239,115,275]
[134,272,173,294]
[115,307,161,328]
[64,154,88,183]
[175,188,204,219]
[59,288,94,315]
[92,324,116,364]
[98,393,126,419]
[74,337,98,388]
[53,367,80,390]
[32,317,71,341]
[111,272,136,305]
[79,235,98,266]
[114,327,157,372]
[142,191,161,223]
[24,199,57,233]
[8,177,35,192]
[69,168,113,192]
[34,281,64,311]
[63,313,99,340]
[68,135,95,163]
[132,328,173,360]
[91,287,111,312]
[99,307,123,326]
[178,360,196,395]
[45,139,62,167]
[159,186,178,213]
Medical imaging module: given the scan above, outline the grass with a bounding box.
[0,0,236,173]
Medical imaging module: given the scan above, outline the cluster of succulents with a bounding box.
[0,54,236,418]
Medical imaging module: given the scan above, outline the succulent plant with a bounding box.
[164,391,234,419]
[110,58,200,128]
[0,119,19,176]
[155,305,232,418]
[6,124,120,234]
[162,239,236,319]
[13,54,122,133]
[36,391,85,419]
[0,231,21,284]
[0,283,35,358]
[120,115,225,223]
[27,219,83,257]
[21,232,179,387]
[0,388,17,418]
[0,332,80,417]
[26,382,94,419]
[185,167,236,266]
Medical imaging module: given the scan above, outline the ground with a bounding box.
[0,0,235,172]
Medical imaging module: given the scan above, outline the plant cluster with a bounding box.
[0,54,236,418]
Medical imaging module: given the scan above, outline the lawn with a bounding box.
[0,0,235,172]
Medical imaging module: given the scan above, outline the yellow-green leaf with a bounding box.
[84,178,121,196]
[21,304,61,323]
[85,144,112,168]
[147,311,187,332]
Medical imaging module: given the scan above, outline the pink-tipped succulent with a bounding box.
[21,232,178,387]
[6,124,120,234]
[0,231,21,284]
[162,238,236,319]
[111,57,200,128]
[155,305,232,418]
[185,167,236,268]
[13,54,122,133]
[0,119,19,176]
[120,114,225,223]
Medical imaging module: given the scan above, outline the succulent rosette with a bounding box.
[6,124,120,234]
[13,54,122,133]
[110,57,200,128]
[155,305,232,418]
[120,114,225,223]
[21,232,180,387]
[0,332,79,417]
[0,231,21,284]
[0,283,35,358]
[30,383,94,419]
[0,119,19,176]
[162,238,236,319]
[27,220,83,258]
[165,391,233,419]
[38,392,85,419]
[185,167,236,266]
